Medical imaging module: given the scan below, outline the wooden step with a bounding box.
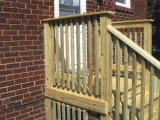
[127,92,159,120]
[112,77,141,101]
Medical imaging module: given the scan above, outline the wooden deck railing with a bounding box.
[44,11,114,119]
[107,25,160,120]
[43,11,160,120]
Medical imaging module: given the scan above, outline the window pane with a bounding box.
[63,0,72,5]
[73,0,79,6]
[116,0,125,3]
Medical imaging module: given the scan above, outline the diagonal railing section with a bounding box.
[107,25,160,120]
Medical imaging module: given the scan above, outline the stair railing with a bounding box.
[107,25,160,120]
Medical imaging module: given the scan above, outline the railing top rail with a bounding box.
[107,25,160,70]
[43,11,115,22]
[112,19,154,28]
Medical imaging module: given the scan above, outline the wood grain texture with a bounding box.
[45,87,108,114]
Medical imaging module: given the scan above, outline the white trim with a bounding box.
[80,0,86,14]
[116,0,131,8]
[54,0,59,17]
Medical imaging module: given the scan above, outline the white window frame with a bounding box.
[54,0,86,17]
[116,0,131,8]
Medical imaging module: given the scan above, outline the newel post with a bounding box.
[100,12,113,120]
[143,20,153,92]
[44,21,55,120]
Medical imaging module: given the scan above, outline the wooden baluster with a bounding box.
[78,108,81,120]
[108,33,113,112]
[83,110,88,120]
[55,21,60,87]
[115,39,120,120]
[60,20,65,88]
[140,31,143,48]
[123,45,129,120]
[129,30,133,66]
[88,16,93,94]
[65,19,70,89]
[62,103,66,120]
[57,102,61,120]
[148,66,155,120]
[70,19,75,91]
[140,59,146,120]
[52,100,57,120]
[45,98,53,120]
[76,18,81,92]
[49,22,56,86]
[131,52,137,120]
[67,105,71,120]
[135,30,138,45]
[94,15,99,96]
[82,17,87,93]
[72,107,76,120]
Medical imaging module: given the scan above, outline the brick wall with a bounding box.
[86,0,147,21]
[0,0,53,120]
[0,0,147,120]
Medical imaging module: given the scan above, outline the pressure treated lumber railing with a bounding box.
[107,25,160,120]
[43,11,160,120]
[44,11,114,120]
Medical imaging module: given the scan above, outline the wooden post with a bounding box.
[144,22,152,92]
[100,13,112,120]
[44,22,55,120]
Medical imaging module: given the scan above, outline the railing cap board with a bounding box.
[43,11,115,22]
[112,19,154,28]
[107,25,160,70]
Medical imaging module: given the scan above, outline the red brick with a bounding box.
[18,8,31,14]
[5,52,19,57]
[0,87,7,94]
[7,18,21,24]
[29,109,41,116]
[20,107,32,114]
[3,30,18,35]
[11,46,25,51]
[26,4,38,9]
[13,68,26,74]
[22,82,34,88]
[8,84,21,91]
[15,88,28,95]
[0,36,11,41]
[18,0,31,3]
[19,30,31,35]
[22,96,34,104]
[16,113,29,120]
[11,2,25,8]
[7,74,20,81]
[1,58,15,64]
[0,70,13,76]
[6,111,20,119]
[3,7,17,13]
[10,94,23,102]
[4,41,18,46]
[29,85,41,92]
[11,25,24,30]
[1,91,15,99]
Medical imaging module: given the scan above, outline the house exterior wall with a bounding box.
[0,0,53,120]
[0,0,147,120]
[87,0,147,21]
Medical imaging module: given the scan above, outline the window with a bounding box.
[59,0,80,16]
[116,0,131,8]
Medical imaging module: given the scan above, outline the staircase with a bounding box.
[112,77,159,120]
[44,11,160,120]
